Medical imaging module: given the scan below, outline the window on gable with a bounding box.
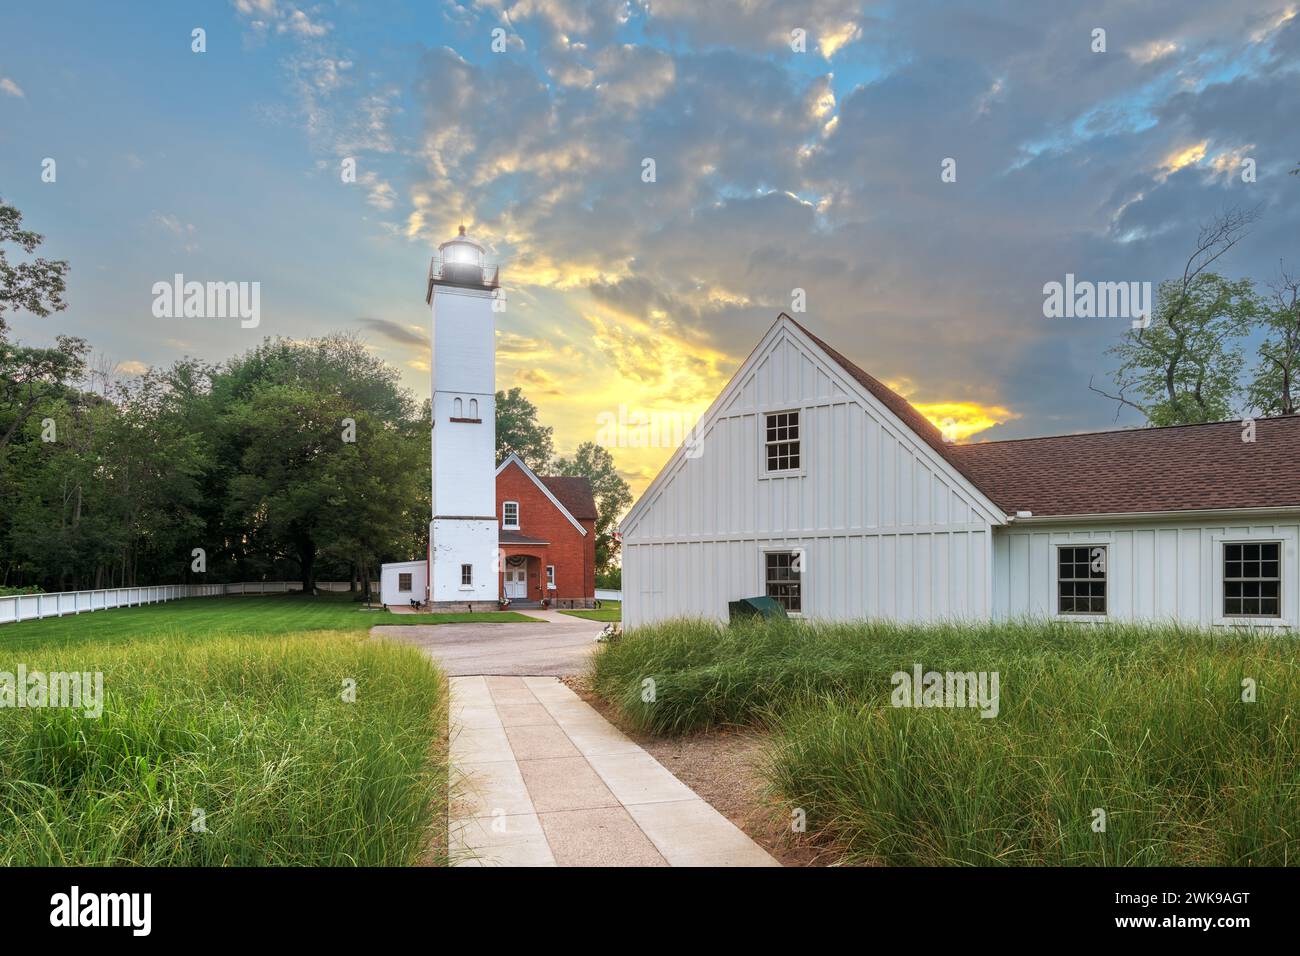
[1057,545,1106,615]
[764,411,801,473]
[503,501,519,529]
[461,564,473,586]
[1223,542,1281,618]
[398,573,412,593]
[765,550,802,613]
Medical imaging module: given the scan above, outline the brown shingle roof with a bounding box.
[950,417,1300,517]
[792,317,1300,518]
[540,476,598,520]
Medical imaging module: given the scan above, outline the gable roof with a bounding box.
[786,317,1300,519]
[540,476,598,520]
[790,318,987,489]
[949,417,1300,517]
[620,315,1008,534]
[496,453,589,535]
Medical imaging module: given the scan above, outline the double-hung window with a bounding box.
[1057,545,1107,615]
[765,551,802,613]
[764,411,800,473]
[1223,542,1281,618]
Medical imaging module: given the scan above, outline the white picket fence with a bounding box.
[595,588,622,603]
[0,581,354,626]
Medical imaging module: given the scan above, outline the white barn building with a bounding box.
[620,314,1300,630]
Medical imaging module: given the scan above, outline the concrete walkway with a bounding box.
[448,675,779,867]
[374,612,605,676]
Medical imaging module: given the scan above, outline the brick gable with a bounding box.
[496,459,595,602]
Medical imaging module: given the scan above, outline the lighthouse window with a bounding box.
[461,564,473,586]
[454,397,463,417]
[469,398,479,418]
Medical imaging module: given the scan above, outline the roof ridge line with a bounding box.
[957,414,1300,447]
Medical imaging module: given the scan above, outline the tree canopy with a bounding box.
[0,198,639,589]
[1094,206,1300,426]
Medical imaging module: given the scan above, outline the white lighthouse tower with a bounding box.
[425,226,500,608]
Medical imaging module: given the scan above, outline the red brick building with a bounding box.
[495,453,597,608]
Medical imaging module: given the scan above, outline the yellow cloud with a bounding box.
[515,367,564,396]
[494,298,737,496]
[1127,39,1179,64]
[911,401,1019,442]
[818,22,862,59]
[1252,5,1296,41]
[1160,141,1207,177]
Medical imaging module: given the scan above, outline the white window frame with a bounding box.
[1211,530,1295,628]
[1054,543,1109,620]
[460,563,474,589]
[502,501,520,530]
[759,408,804,478]
[761,545,805,616]
[546,565,556,590]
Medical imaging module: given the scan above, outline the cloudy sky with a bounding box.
[2,0,1298,492]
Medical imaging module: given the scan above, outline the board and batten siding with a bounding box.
[621,322,1001,628]
[994,516,1300,627]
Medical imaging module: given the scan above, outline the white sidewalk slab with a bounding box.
[448,675,780,867]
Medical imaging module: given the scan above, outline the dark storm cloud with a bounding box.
[358,317,429,347]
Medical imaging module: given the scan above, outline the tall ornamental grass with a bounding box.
[592,617,1300,865]
[0,630,446,866]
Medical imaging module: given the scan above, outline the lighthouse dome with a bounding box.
[427,225,499,299]
[438,225,485,277]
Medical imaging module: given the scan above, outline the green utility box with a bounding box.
[727,595,789,622]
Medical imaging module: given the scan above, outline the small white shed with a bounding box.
[380,560,427,607]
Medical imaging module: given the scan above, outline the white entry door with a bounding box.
[505,568,527,599]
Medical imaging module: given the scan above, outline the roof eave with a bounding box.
[1004,505,1300,525]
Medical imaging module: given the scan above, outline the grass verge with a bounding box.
[560,600,621,623]
[591,617,1300,865]
[0,596,448,865]
[0,592,537,651]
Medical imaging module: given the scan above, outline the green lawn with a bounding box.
[0,593,453,865]
[1,591,538,651]
[560,600,620,623]
[592,617,1300,866]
